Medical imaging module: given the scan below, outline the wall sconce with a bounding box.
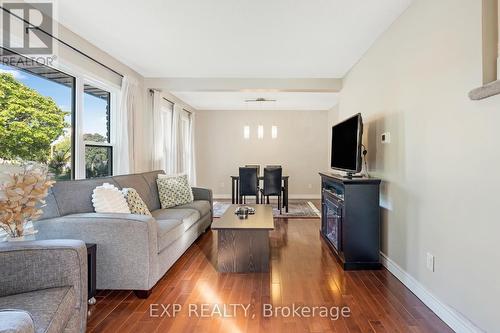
[258,125,264,139]
[243,126,250,139]
[271,125,278,139]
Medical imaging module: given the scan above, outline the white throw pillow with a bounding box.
[157,173,193,209]
[92,183,131,213]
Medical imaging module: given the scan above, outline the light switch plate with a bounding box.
[426,253,435,272]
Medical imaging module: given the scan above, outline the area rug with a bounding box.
[213,200,321,218]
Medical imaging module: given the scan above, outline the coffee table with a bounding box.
[211,205,274,272]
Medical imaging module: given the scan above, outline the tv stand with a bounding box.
[344,172,363,179]
[319,172,381,270]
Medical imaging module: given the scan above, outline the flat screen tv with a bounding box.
[330,113,363,175]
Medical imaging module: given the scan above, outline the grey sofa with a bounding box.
[0,240,87,333]
[34,170,212,297]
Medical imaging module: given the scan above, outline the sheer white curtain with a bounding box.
[187,112,197,185]
[151,90,164,171]
[167,104,181,174]
[116,76,139,175]
[152,91,174,173]
[150,92,196,183]
[174,108,196,185]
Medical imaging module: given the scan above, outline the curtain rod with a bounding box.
[0,6,124,79]
[149,89,193,114]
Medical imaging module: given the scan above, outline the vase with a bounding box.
[2,221,38,242]
[7,235,26,242]
[6,231,37,242]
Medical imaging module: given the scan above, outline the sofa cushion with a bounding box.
[38,189,61,220]
[156,174,194,209]
[0,310,35,333]
[51,178,119,216]
[156,219,184,253]
[113,174,158,212]
[151,208,200,231]
[171,200,211,218]
[0,287,76,333]
[140,171,165,211]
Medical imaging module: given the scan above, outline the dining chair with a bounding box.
[239,167,260,204]
[260,167,283,214]
[245,164,260,177]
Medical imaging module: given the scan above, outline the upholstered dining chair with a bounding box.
[261,167,283,214]
[244,164,261,177]
[239,167,260,204]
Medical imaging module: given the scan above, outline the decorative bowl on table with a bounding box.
[234,206,255,219]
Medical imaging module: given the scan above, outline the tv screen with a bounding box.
[331,113,363,173]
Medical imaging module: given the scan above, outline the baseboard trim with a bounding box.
[380,252,482,333]
[213,194,321,200]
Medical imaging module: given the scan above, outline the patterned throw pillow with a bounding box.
[156,174,193,209]
[122,188,152,216]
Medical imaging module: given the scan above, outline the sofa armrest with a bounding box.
[192,187,213,220]
[192,187,213,204]
[0,239,87,309]
[35,213,159,290]
[0,240,87,332]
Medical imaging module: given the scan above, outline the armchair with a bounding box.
[0,240,88,333]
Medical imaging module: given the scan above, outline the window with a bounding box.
[83,84,113,178]
[0,48,75,180]
[0,47,118,179]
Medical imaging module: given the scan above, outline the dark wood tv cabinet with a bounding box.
[319,172,381,270]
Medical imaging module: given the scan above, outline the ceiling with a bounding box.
[56,0,413,78]
[171,91,338,111]
[54,0,412,110]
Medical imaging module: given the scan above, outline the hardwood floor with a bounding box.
[86,217,452,333]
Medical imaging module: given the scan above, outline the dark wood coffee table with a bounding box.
[211,205,274,272]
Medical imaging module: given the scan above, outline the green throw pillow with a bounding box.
[156,174,193,209]
[122,188,152,216]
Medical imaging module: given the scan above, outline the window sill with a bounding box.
[469,80,500,100]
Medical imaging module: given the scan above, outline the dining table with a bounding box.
[230,175,289,212]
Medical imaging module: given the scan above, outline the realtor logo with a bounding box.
[2,2,53,54]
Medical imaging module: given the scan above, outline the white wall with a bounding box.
[195,109,329,198]
[336,0,499,331]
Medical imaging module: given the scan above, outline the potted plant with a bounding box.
[0,162,54,241]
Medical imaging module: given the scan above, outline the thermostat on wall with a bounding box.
[381,132,391,144]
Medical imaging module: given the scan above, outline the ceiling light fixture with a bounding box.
[272,126,278,139]
[244,97,277,102]
[258,125,264,139]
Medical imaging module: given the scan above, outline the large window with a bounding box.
[83,84,113,178]
[0,49,75,180]
[0,48,117,179]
